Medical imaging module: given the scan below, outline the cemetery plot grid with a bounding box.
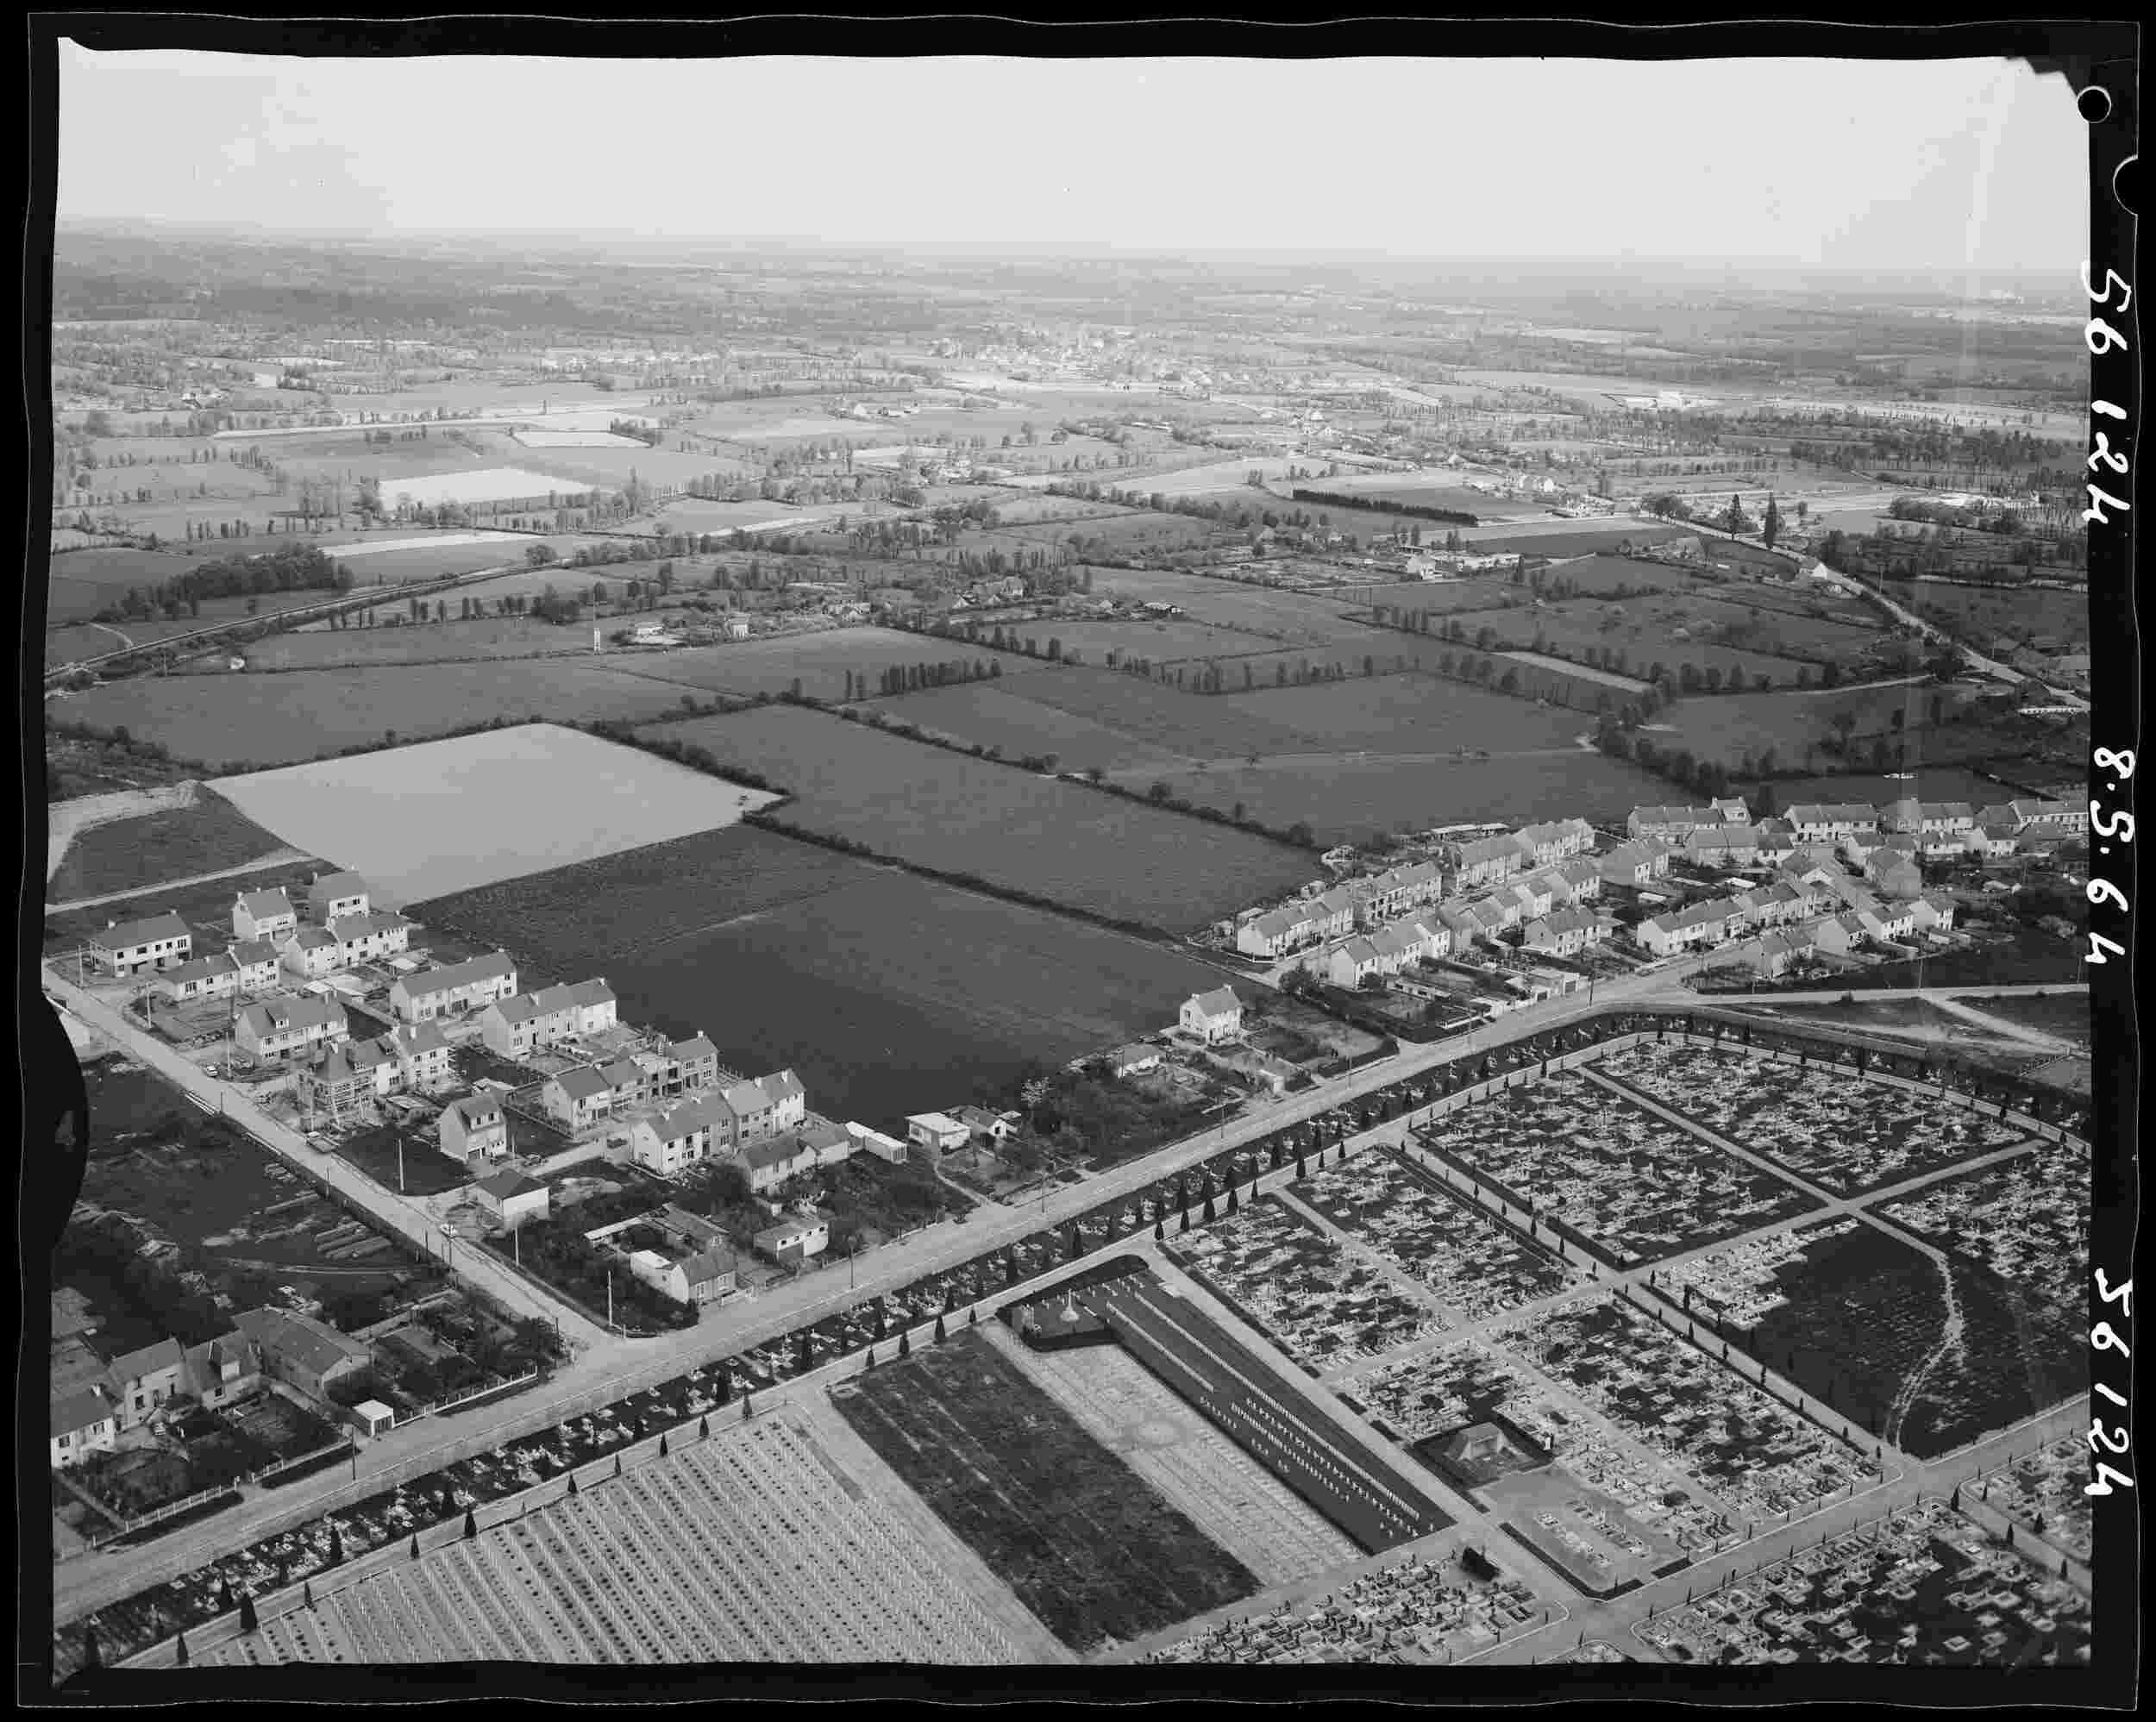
[1591,1042,2028,1196]
[1410,1072,1818,1268]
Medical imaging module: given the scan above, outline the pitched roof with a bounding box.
[329,911,411,942]
[907,1111,967,1135]
[285,925,339,950]
[91,911,189,951]
[492,994,542,1024]
[231,1306,370,1376]
[446,1094,504,1127]
[475,1168,546,1201]
[384,1021,450,1057]
[51,1383,121,1437]
[681,1244,738,1284]
[237,887,295,920]
[669,1034,719,1064]
[744,1133,810,1170]
[1186,986,1242,1018]
[565,978,617,1008]
[104,1336,185,1383]
[161,952,237,986]
[399,950,514,996]
[551,1064,613,1101]
[309,870,369,898]
[229,937,279,967]
[240,993,346,1036]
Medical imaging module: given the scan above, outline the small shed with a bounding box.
[351,1399,396,1437]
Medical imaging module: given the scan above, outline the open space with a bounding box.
[64,661,697,771]
[47,786,294,905]
[412,822,1240,1130]
[213,723,778,907]
[641,704,1314,930]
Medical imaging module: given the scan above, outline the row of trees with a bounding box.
[97,540,353,623]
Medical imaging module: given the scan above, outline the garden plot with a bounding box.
[1489,1295,1873,1524]
[197,1412,1044,1666]
[1144,1557,1545,1666]
[1870,1140,2088,1305]
[213,723,776,907]
[830,1329,1259,1653]
[1293,1151,1576,1322]
[1635,1498,2090,1667]
[1410,1073,1820,1268]
[1591,1042,2028,1196]
[1169,1196,1448,1373]
[1978,1436,2094,1563]
[993,1328,1360,1589]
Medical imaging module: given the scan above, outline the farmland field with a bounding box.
[380,467,612,507]
[856,681,1191,773]
[1343,578,1522,615]
[1651,681,1980,773]
[1007,618,1279,664]
[48,786,295,905]
[216,615,589,671]
[830,1330,1261,1652]
[413,823,1242,1129]
[61,660,696,771]
[1081,568,1375,646]
[1458,523,1694,557]
[1115,750,1670,844]
[1874,578,2090,649]
[47,547,207,623]
[1000,665,1339,758]
[618,626,1050,699]
[1211,673,1587,751]
[641,704,1313,929]
[213,723,778,906]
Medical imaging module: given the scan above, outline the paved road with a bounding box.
[47,850,314,917]
[48,959,1694,1625]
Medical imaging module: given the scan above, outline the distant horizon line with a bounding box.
[52,217,2071,282]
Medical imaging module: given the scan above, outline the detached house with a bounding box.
[542,1064,618,1132]
[1909,892,1959,934]
[236,993,349,1066]
[232,887,298,942]
[473,1168,550,1230]
[278,925,345,980]
[439,1094,510,1167]
[87,911,191,978]
[906,1112,971,1157]
[1327,936,1386,988]
[306,871,372,922]
[232,1307,373,1406]
[50,1384,123,1469]
[389,951,517,1024]
[1178,987,1244,1044]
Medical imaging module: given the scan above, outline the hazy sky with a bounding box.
[57,47,2087,271]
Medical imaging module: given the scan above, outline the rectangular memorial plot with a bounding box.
[1593,1042,2028,1196]
[1411,1073,1817,1268]
[830,1329,1259,1652]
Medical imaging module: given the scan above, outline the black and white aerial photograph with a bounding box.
[22,16,2140,1708]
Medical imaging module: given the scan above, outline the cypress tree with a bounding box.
[613,1454,623,1477]
[303,1583,314,1610]
[934,1315,947,1342]
[699,1414,710,1437]
[410,1534,420,1561]
[1179,1209,1190,1234]
[899,1331,912,1357]
[1155,1220,1165,1241]
[1201,1197,1216,1223]
[174,1631,188,1667]
[567,1473,579,1497]
[463,1509,477,1540]
[659,1433,669,1457]
[239,1594,259,1634]
[969,1308,978,1326]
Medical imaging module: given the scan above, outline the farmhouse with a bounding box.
[473,1168,551,1230]
[1524,905,1609,958]
[232,887,299,942]
[306,871,372,921]
[755,1212,831,1267]
[1178,986,1244,1044]
[390,951,517,1023]
[236,993,349,1066]
[438,1094,510,1167]
[231,1306,373,1406]
[906,1114,971,1157]
[87,911,192,978]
